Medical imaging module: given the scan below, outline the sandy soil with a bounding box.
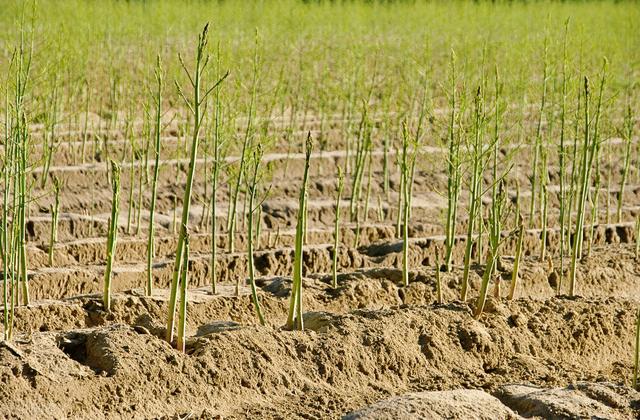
[2,118,640,418]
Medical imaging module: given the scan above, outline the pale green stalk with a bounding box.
[475,68,507,317]
[569,76,599,296]
[508,186,524,300]
[444,50,461,272]
[618,104,633,223]
[635,215,640,259]
[166,24,229,343]
[176,232,190,353]
[332,167,344,288]
[109,73,119,136]
[634,309,640,390]
[491,64,502,258]
[475,179,506,317]
[41,72,59,189]
[12,22,33,307]
[528,36,549,228]
[377,195,384,223]
[540,147,549,261]
[48,177,61,266]
[2,89,12,339]
[586,58,608,258]
[17,112,29,308]
[210,42,223,294]
[146,55,163,297]
[435,249,443,304]
[349,104,370,222]
[81,80,90,164]
[126,126,135,235]
[395,145,403,239]
[247,146,266,326]
[400,123,411,287]
[172,196,177,234]
[135,116,147,236]
[228,30,259,255]
[382,104,391,201]
[461,87,484,301]
[286,134,313,331]
[103,161,120,312]
[363,152,373,223]
[557,19,569,291]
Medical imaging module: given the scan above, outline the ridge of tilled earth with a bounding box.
[18,238,640,302]
[345,383,640,419]
[3,241,640,336]
[0,297,637,419]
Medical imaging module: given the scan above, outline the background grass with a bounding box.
[0,0,637,128]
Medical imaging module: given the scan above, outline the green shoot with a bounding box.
[461,86,486,301]
[81,80,90,165]
[435,248,443,304]
[48,177,61,267]
[228,30,259,254]
[146,55,164,297]
[395,143,403,239]
[474,180,507,318]
[444,50,462,272]
[177,232,190,353]
[634,309,640,390]
[210,41,224,295]
[528,36,549,228]
[2,88,12,338]
[568,70,605,296]
[103,161,120,312]
[332,167,345,288]
[618,103,633,223]
[400,122,416,287]
[246,146,267,326]
[166,24,229,344]
[509,208,525,299]
[586,58,608,257]
[349,103,372,224]
[557,19,569,291]
[635,215,640,260]
[286,133,313,331]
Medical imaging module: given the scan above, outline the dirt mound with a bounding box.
[345,382,640,419]
[344,389,520,419]
[7,118,640,418]
[497,382,640,419]
[1,297,638,418]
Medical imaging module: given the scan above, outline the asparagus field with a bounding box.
[1,1,640,418]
